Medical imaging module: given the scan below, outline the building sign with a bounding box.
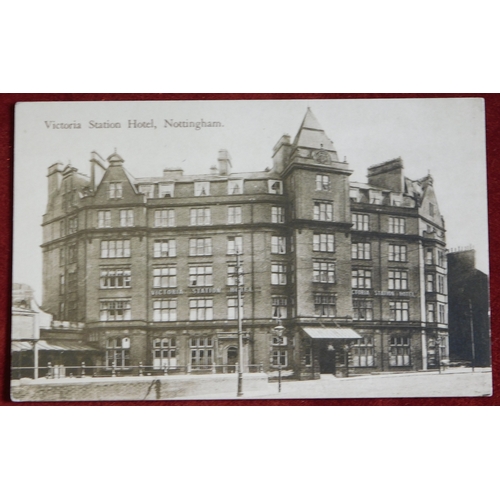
[352,290,416,298]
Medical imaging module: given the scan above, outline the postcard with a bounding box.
[10,98,492,401]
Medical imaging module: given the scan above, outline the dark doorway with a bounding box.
[227,346,238,365]
[319,345,336,374]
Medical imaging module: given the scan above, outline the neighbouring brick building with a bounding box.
[447,248,490,367]
[40,109,449,378]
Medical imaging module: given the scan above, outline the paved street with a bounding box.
[178,368,492,401]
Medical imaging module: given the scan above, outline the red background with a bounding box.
[1,93,497,406]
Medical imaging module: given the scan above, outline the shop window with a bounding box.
[190,337,214,367]
[106,338,130,368]
[352,336,375,367]
[153,338,177,369]
[389,337,411,366]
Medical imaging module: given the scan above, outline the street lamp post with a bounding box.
[236,250,244,397]
[274,322,285,393]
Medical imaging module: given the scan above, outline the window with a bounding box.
[59,274,65,295]
[437,250,445,268]
[59,247,65,266]
[100,269,131,289]
[388,244,407,262]
[69,216,78,234]
[437,274,445,294]
[426,274,434,292]
[353,299,373,321]
[153,338,177,369]
[272,206,285,223]
[389,301,409,322]
[271,263,287,285]
[425,248,433,265]
[268,180,283,194]
[228,179,243,195]
[138,184,154,198]
[189,265,213,286]
[119,209,134,227]
[227,236,243,255]
[390,193,403,207]
[228,206,242,224]
[101,240,131,258]
[350,188,361,202]
[389,337,411,366]
[190,207,211,225]
[153,267,177,288]
[228,298,243,320]
[314,295,336,317]
[106,338,130,368]
[272,236,287,254]
[100,300,131,321]
[352,336,375,367]
[388,270,408,290]
[313,233,334,252]
[438,303,446,323]
[369,190,382,205]
[68,243,77,263]
[154,239,176,258]
[316,174,331,191]
[190,238,212,256]
[98,210,111,228]
[389,217,405,234]
[352,269,372,289]
[194,181,210,196]
[272,297,287,319]
[429,202,435,216]
[352,213,369,231]
[271,336,288,347]
[352,242,371,260]
[158,183,174,198]
[154,209,175,227]
[313,261,335,283]
[189,299,214,321]
[190,337,214,367]
[109,182,122,199]
[153,299,177,321]
[227,264,244,286]
[314,201,333,221]
[427,303,435,322]
[271,349,287,367]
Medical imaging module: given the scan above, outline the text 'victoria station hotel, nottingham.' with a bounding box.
[39,109,449,379]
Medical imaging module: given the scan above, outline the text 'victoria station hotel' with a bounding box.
[40,109,449,379]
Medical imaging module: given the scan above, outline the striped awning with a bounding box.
[11,340,97,352]
[302,327,362,340]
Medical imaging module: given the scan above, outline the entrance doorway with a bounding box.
[226,346,238,373]
[319,345,336,374]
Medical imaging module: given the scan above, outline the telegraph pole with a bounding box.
[469,299,476,373]
[236,250,244,396]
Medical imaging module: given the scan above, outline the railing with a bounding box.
[11,362,264,380]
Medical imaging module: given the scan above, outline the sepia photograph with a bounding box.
[10,98,492,401]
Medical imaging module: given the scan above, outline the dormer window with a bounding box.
[390,193,403,206]
[350,188,360,203]
[228,179,243,195]
[369,190,382,205]
[268,180,283,195]
[195,182,210,196]
[159,183,174,198]
[109,182,123,199]
[138,184,154,198]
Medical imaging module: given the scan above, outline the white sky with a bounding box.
[13,98,488,303]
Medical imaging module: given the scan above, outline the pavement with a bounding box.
[171,367,493,401]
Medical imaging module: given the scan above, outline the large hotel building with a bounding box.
[41,109,449,378]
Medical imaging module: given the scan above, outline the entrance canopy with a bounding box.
[302,327,362,340]
[11,340,97,352]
